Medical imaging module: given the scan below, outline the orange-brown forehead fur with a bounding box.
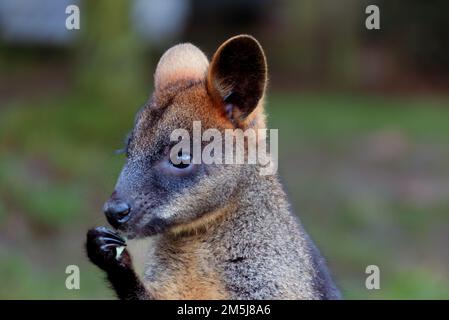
[132,82,231,153]
[158,81,234,132]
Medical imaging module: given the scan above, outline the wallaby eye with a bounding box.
[169,151,191,169]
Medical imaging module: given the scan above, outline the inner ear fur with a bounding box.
[207,35,267,121]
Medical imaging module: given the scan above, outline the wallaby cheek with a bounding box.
[163,165,239,223]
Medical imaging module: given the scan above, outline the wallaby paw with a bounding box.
[86,226,130,271]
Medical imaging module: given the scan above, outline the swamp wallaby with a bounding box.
[86,35,340,300]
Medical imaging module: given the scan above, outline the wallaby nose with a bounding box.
[103,200,131,228]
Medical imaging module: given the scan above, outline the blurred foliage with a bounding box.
[268,93,449,299]
[376,0,449,73]
[76,0,147,99]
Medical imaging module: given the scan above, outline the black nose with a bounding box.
[103,200,131,228]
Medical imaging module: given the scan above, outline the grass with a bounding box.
[1,90,449,299]
[268,92,449,141]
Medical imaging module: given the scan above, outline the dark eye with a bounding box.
[169,151,191,169]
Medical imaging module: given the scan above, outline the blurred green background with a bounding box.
[1,0,448,299]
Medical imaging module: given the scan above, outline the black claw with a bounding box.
[95,226,126,242]
[100,243,121,251]
[98,236,126,246]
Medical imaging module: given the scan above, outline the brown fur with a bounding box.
[95,35,340,300]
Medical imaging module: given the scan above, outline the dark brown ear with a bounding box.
[207,35,267,122]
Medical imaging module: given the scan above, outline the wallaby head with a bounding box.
[103,35,269,239]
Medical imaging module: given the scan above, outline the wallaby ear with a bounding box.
[155,43,209,92]
[207,35,267,123]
